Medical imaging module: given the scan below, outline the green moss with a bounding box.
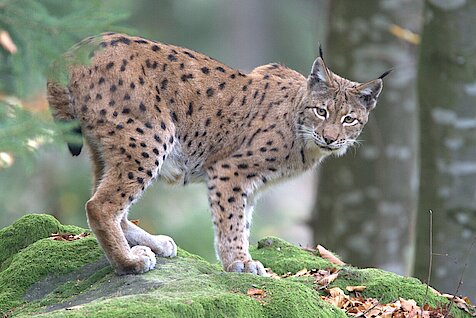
[0,214,87,267]
[0,234,102,314]
[0,214,60,265]
[215,273,346,318]
[251,237,334,274]
[0,215,472,318]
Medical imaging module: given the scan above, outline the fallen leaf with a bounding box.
[0,30,17,54]
[316,272,338,288]
[130,219,140,225]
[264,268,281,279]
[400,297,417,312]
[326,287,348,308]
[247,288,265,296]
[49,232,90,241]
[294,268,309,277]
[328,287,345,297]
[442,294,476,316]
[246,287,267,305]
[346,285,366,292]
[316,244,346,265]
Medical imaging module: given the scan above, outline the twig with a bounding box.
[445,235,476,318]
[354,294,385,317]
[421,210,433,317]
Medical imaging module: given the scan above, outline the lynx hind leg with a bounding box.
[86,169,157,275]
[121,217,177,258]
[86,140,106,193]
[85,122,175,274]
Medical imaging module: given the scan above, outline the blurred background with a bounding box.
[0,0,475,300]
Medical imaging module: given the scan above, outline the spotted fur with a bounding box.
[47,33,384,275]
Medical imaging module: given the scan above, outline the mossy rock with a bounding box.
[0,214,470,317]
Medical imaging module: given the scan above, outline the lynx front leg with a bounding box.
[206,163,267,276]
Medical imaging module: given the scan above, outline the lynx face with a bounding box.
[298,57,383,157]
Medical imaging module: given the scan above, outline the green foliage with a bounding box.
[0,103,80,164]
[0,0,129,165]
[0,0,129,96]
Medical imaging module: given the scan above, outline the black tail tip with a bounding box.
[68,143,83,156]
[67,125,83,156]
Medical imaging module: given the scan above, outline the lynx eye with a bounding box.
[313,107,327,119]
[342,115,357,125]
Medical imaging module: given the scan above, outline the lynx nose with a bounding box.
[322,127,339,145]
[323,136,335,145]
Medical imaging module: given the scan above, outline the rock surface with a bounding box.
[0,214,470,317]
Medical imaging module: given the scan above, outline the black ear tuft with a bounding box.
[378,68,393,80]
[318,42,324,60]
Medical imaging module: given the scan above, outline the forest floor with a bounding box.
[0,214,474,318]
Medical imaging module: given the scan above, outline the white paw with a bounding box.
[226,260,268,276]
[130,245,157,273]
[150,235,177,258]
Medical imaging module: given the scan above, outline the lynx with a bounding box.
[47,33,388,275]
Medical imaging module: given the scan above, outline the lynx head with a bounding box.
[298,51,389,157]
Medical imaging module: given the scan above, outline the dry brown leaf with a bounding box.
[246,287,267,305]
[316,244,346,265]
[316,272,338,288]
[441,294,476,316]
[246,288,265,296]
[0,30,17,54]
[328,287,345,297]
[326,287,348,308]
[294,268,308,277]
[399,298,418,312]
[130,219,140,225]
[264,268,281,279]
[346,285,366,292]
[320,291,447,318]
[49,232,90,241]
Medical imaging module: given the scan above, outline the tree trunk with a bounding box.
[227,0,271,71]
[310,0,421,275]
[415,0,476,300]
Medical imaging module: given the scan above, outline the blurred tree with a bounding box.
[415,0,476,300]
[310,0,421,275]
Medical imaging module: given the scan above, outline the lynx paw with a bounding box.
[130,245,157,273]
[226,260,268,276]
[150,235,177,258]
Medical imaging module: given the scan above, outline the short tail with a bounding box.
[47,81,83,156]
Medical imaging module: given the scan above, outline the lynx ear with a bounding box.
[308,57,333,89]
[355,79,383,110]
